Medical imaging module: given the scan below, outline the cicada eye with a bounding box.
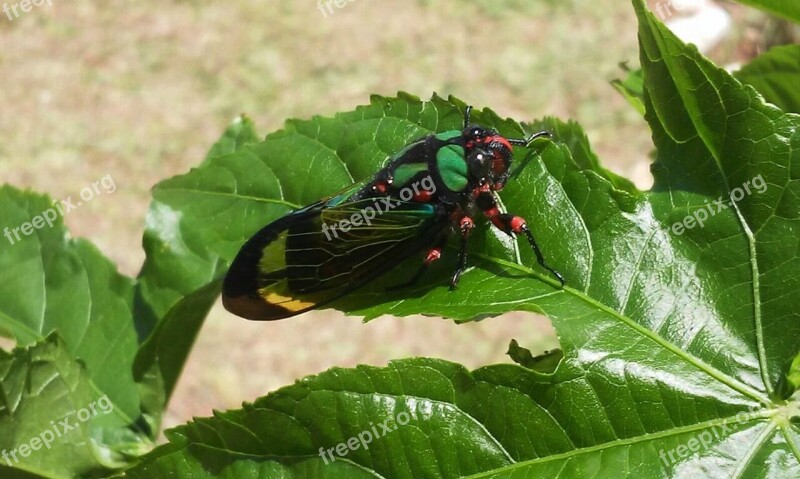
[491,156,507,175]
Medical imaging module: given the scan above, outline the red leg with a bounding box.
[474,189,565,286]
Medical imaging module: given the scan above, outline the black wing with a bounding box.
[222,197,448,320]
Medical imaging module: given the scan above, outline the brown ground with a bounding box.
[0,0,779,431]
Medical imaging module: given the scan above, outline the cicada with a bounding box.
[223,106,564,320]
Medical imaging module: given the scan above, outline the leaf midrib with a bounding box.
[471,252,769,405]
[462,410,774,478]
[645,12,772,397]
[155,187,300,210]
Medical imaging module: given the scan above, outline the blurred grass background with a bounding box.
[0,0,793,430]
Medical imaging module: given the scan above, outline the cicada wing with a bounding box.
[223,198,446,320]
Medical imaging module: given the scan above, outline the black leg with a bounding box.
[450,217,474,290]
[519,224,565,286]
[508,130,552,146]
[463,105,472,129]
[450,232,469,290]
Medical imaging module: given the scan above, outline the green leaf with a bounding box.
[732,0,800,23]
[136,115,261,323]
[529,116,639,195]
[735,45,800,114]
[119,358,794,478]
[132,280,222,434]
[0,186,158,476]
[132,116,262,425]
[637,0,799,397]
[506,339,563,373]
[0,188,148,414]
[611,64,645,115]
[787,353,800,392]
[202,114,261,165]
[116,0,800,476]
[0,336,151,479]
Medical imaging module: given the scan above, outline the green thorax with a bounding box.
[436,144,468,192]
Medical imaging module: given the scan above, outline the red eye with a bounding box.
[492,156,506,174]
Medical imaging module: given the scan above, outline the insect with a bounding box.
[222,106,565,320]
